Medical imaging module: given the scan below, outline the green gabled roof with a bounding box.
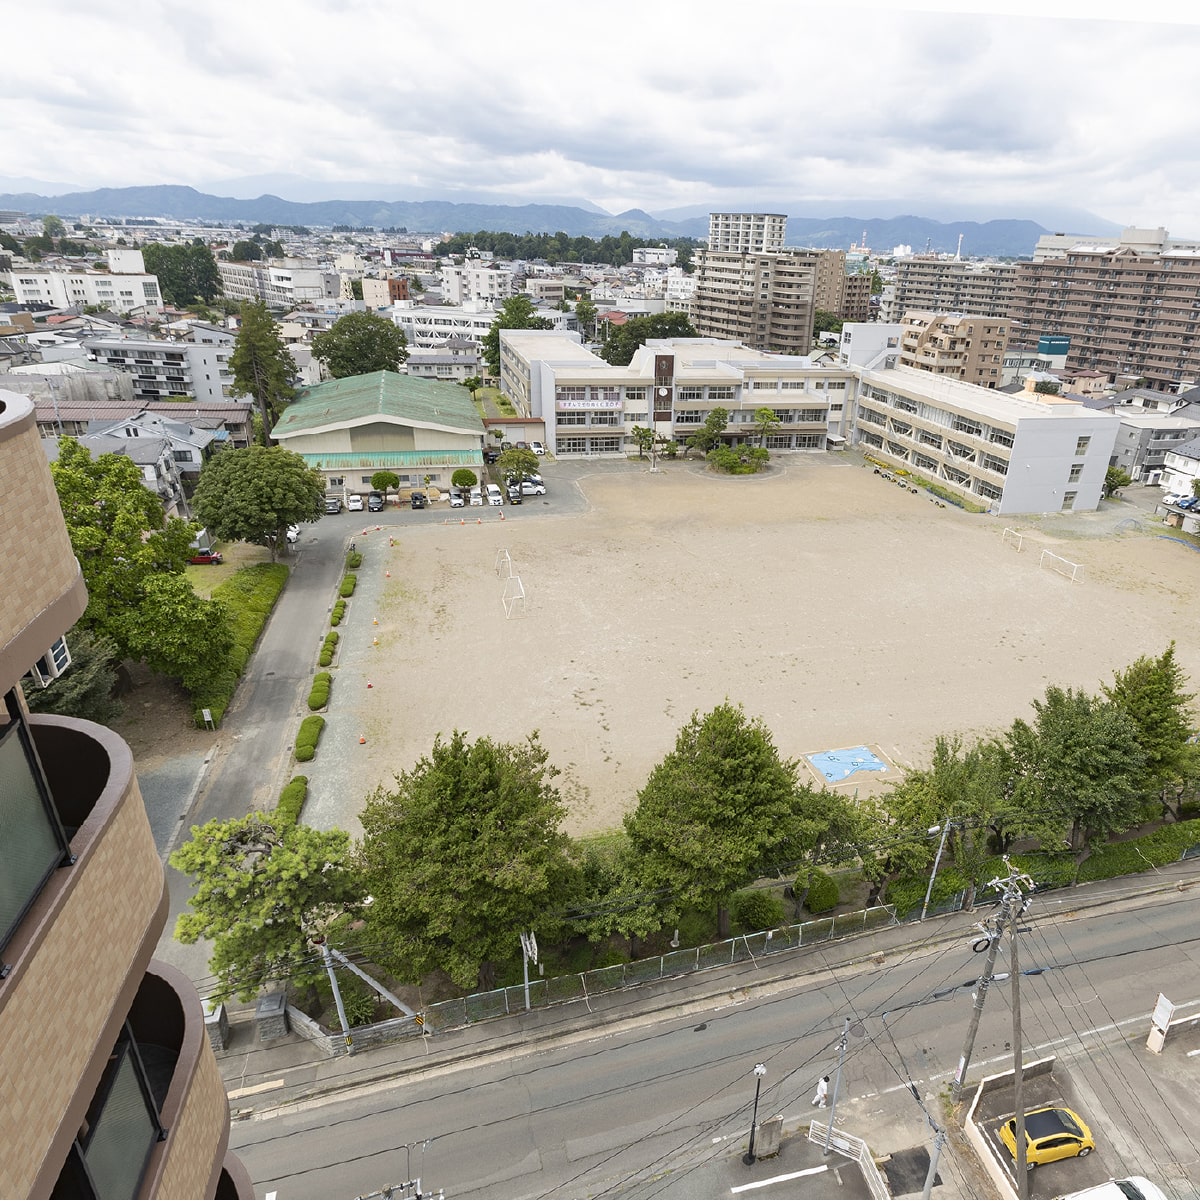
[272,371,484,438]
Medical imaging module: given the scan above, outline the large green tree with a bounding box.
[624,702,798,937]
[229,300,297,442]
[599,311,698,366]
[574,297,598,340]
[22,629,123,724]
[311,311,409,378]
[142,241,222,306]
[753,407,781,446]
[192,445,326,561]
[357,731,571,991]
[1103,644,1196,820]
[497,447,540,484]
[49,438,228,686]
[171,813,363,1003]
[686,407,728,457]
[1003,685,1147,877]
[481,294,553,376]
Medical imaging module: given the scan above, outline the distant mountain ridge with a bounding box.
[0,184,1060,256]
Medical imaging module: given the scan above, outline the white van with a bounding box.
[484,483,503,506]
[1060,1179,1168,1200]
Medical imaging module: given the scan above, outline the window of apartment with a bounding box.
[1067,462,1084,483]
[677,387,703,400]
[328,476,344,486]
[1061,490,1078,510]
[707,386,735,400]
[674,410,703,424]
[624,387,646,400]
[1075,436,1091,455]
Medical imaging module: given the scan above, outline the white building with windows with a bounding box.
[9,246,162,316]
[441,262,515,306]
[217,259,341,306]
[85,335,235,404]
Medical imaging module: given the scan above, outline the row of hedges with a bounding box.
[190,563,289,726]
[307,672,332,710]
[276,775,308,825]
[346,549,362,570]
[339,573,357,598]
[330,598,346,626]
[295,715,325,762]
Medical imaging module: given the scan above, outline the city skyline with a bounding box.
[4,0,1199,234]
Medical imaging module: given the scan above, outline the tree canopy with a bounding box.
[229,300,297,441]
[481,294,553,375]
[686,407,728,456]
[599,311,699,366]
[624,702,799,935]
[49,438,228,687]
[357,730,571,990]
[171,813,362,1003]
[142,241,222,306]
[497,446,540,483]
[192,445,326,561]
[311,310,409,378]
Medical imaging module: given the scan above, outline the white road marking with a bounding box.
[227,1079,285,1100]
[730,1164,829,1193]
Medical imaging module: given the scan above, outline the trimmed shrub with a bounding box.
[805,869,839,914]
[307,672,332,711]
[346,550,363,570]
[318,631,339,668]
[732,889,785,933]
[191,562,289,726]
[276,775,308,825]
[339,573,357,598]
[330,599,346,627]
[295,714,325,761]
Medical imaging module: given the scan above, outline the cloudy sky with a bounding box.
[5,0,1198,232]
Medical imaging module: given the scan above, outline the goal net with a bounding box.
[1002,527,1024,553]
[495,549,513,578]
[502,575,526,618]
[1039,548,1083,583]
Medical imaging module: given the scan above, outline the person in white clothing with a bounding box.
[812,1075,830,1107]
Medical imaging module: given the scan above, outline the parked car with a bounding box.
[531,440,546,455]
[506,486,523,505]
[504,471,543,487]
[469,486,484,506]
[347,494,364,512]
[1177,496,1199,511]
[483,448,500,464]
[188,548,223,565]
[1162,493,1188,506]
[520,479,547,496]
[999,1106,1095,1169]
[410,491,428,509]
[485,483,504,506]
[286,524,300,544]
[367,491,386,512]
[324,495,343,514]
[449,490,466,508]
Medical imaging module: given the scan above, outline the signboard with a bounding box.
[557,398,622,410]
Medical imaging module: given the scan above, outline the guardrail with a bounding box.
[806,1120,889,1200]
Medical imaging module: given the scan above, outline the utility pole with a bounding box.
[823,1018,851,1155]
[920,819,953,921]
[1009,876,1033,1199]
[950,860,1029,1105]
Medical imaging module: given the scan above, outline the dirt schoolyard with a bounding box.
[307,455,1199,838]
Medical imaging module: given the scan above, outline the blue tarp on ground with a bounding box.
[807,745,889,781]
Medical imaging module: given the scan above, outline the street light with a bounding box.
[742,1063,767,1166]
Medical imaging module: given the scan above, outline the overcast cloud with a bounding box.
[4,0,1199,233]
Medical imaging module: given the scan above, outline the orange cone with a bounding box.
[373,616,378,625]
[373,637,378,646]
[375,525,381,531]
[367,681,373,689]
[385,570,391,578]
[477,517,482,525]
[500,512,505,521]
[359,734,366,744]
[362,528,368,535]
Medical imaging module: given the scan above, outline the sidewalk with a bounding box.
[216,861,1198,1197]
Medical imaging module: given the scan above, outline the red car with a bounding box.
[188,548,223,565]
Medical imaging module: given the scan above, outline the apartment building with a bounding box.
[692,249,817,353]
[1110,411,1200,484]
[9,250,163,316]
[86,335,235,403]
[499,330,853,457]
[390,300,573,351]
[854,367,1118,512]
[706,213,787,254]
[441,262,515,306]
[361,276,410,307]
[1007,227,1200,392]
[879,258,1017,323]
[0,387,249,1199]
[216,259,341,307]
[898,312,1011,387]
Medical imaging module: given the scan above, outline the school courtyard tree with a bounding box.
[497,446,540,483]
[192,444,326,561]
[624,702,798,937]
[171,814,363,1003]
[311,310,409,378]
[481,294,553,375]
[451,467,478,490]
[599,311,698,366]
[754,406,781,446]
[370,470,401,499]
[357,731,572,991]
[686,407,728,457]
[229,300,297,442]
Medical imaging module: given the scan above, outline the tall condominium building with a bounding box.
[85,335,236,404]
[216,259,341,306]
[0,387,249,1199]
[898,312,1011,388]
[1008,227,1200,392]
[692,249,816,353]
[707,213,787,254]
[879,257,1017,323]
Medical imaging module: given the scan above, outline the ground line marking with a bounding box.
[730,1164,829,1193]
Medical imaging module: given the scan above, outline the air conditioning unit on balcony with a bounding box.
[27,636,72,688]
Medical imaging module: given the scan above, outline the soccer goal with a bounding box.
[502,575,526,618]
[1039,548,1084,583]
[1002,527,1025,553]
[495,549,513,579]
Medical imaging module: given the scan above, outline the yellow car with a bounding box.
[999,1106,1096,1168]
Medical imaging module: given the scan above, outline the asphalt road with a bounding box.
[229,889,1200,1200]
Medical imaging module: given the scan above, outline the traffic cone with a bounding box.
[359,734,366,744]
[373,616,378,625]
[373,637,378,646]
[385,570,391,578]
[375,525,381,531]
[362,528,368,535]
[477,517,482,525]
[367,680,373,689]
[500,512,505,521]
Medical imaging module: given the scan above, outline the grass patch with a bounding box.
[190,562,288,726]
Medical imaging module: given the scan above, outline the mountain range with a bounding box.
[0,184,1117,257]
